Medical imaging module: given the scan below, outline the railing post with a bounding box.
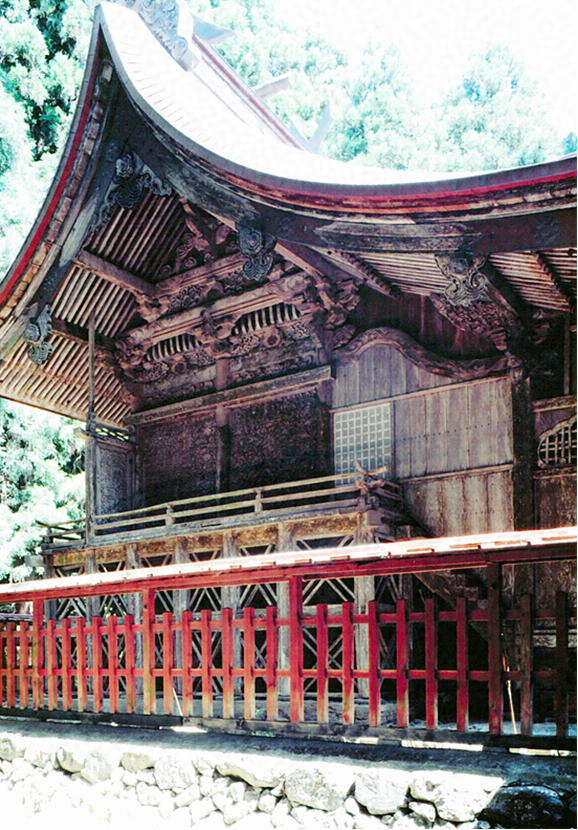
[487,563,503,734]
[142,588,156,715]
[519,594,533,735]
[32,598,44,709]
[367,600,381,728]
[289,576,304,723]
[243,607,256,721]
[396,598,409,728]
[425,598,438,730]
[555,591,569,738]
[456,596,469,732]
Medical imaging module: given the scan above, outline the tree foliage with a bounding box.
[0,399,84,583]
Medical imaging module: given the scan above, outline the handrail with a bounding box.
[38,468,403,544]
[95,467,398,522]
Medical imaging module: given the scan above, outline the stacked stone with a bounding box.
[0,735,574,829]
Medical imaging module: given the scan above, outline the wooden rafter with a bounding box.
[533,251,576,312]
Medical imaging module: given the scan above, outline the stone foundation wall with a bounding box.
[0,729,575,830]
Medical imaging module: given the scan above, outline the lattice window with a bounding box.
[333,402,393,476]
[538,416,577,467]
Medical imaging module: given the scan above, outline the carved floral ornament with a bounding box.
[93,146,172,230]
[236,225,277,282]
[23,305,53,365]
[434,253,488,307]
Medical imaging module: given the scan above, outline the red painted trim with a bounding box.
[0,52,101,309]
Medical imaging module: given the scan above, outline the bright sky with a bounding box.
[270,0,577,135]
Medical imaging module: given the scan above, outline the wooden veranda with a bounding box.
[1,528,575,750]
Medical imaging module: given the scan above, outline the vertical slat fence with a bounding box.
[0,572,574,746]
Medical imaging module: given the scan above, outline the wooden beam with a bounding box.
[74,250,155,298]
[2,528,574,603]
[533,252,575,312]
[51,317,115,353]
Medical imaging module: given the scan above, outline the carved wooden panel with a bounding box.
[228,392,330,489]
[95,441,135,515]
[139,413,218,504]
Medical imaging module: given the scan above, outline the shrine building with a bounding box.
[0,0,575,746]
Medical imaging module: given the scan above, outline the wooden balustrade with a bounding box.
[39,469,404,549]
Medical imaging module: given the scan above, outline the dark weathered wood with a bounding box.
[316,603,329,724]
[289,577,304,723]
[456,597,469,731]
[519,594,533,735]
[396,599,409,728]
[425,598,438,730]
[487,564,503,734]
[555,591,569,738]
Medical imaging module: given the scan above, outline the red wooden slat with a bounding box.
[107,616,119,715]
[243,607,256,721]
[265,605,278,721]
[316,604,329,723]
[162,612,173,716]
[425,598,438,730]
[396,599,409,728]
[456,597,469,731]
[367,600,381,728]
[60,619,72,712]
[289,577,304,723]
[124,615,136,714]
[18,623,29,709]
[76,617,87,712]
[487,563,503,734]
[519,594,533,735]
[32,599,43,709]
[342,602,354,725]
[6,623,15,708]
[221,607,234,719]
[201,609,213,718]
[555,591,569,738]
[46,619,57,710]
[92,616,103,714]
[142,588,156,715]
[180,611,193,718]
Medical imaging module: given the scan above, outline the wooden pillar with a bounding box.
[43,557,57,621]
[173,538,190,695]
[125,543,143,699]
[276,523,294,697]
[354,515,375,698]
[221,531,241,694]
[85,312,97,545]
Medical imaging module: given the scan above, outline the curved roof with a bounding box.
[0,0,575,426]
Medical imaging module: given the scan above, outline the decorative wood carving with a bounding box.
[237,225,277,281]
[136,0,189,62]
[435,253,489,306]
[94,147,172,229]
[23,305,53,365]
[336,326,509,379]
